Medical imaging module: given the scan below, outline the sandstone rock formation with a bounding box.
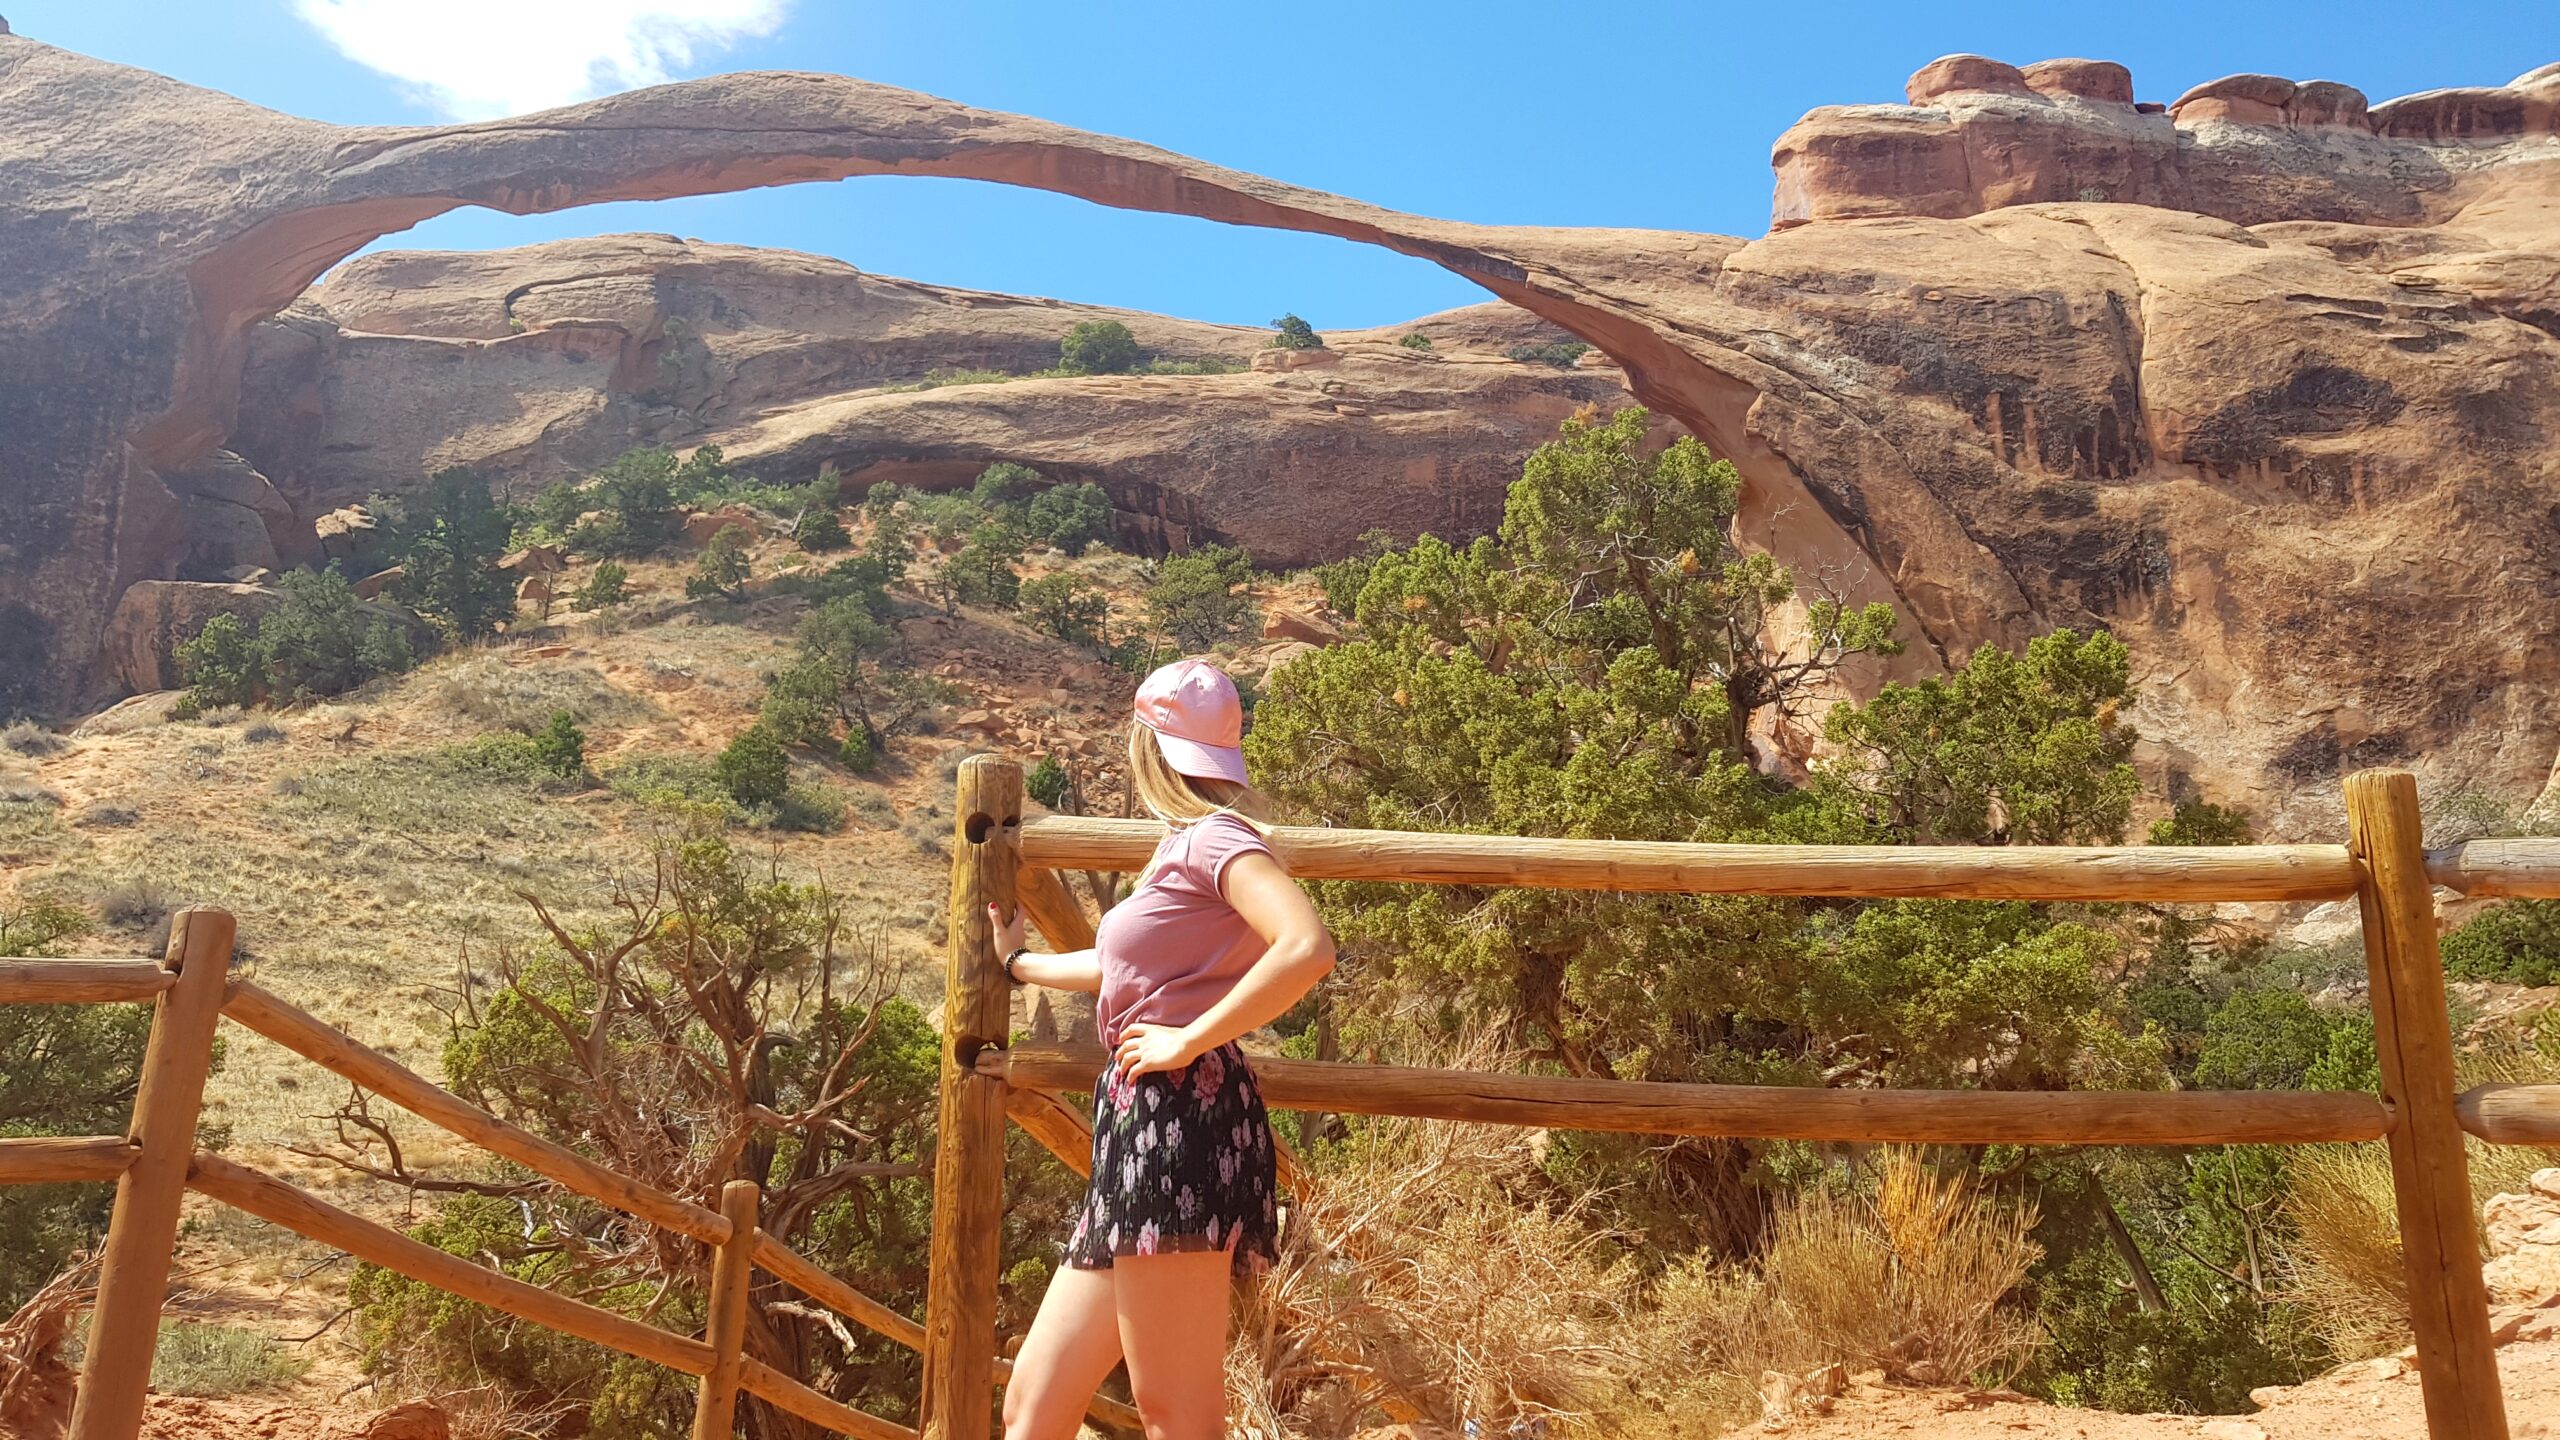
[3,31,2556,829]
[223,233,1612,564]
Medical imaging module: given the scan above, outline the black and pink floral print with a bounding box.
[1063,1040,1279,1275]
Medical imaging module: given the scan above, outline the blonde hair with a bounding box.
[1126,720,1276,831]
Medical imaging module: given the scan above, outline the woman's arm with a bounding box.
[1113,851,1335,1079]
[985,903,1103,993]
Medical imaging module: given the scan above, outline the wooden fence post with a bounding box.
[2345,770,2509,1440]
[68,907,235,1440]
[920,756,1022,1440]
[692,1179,762,1440]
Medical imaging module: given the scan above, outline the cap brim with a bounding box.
[1152,729,1249,785]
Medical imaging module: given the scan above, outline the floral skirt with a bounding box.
[1064,1041,1279,1275]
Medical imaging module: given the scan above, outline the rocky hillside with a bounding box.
[2,31,2556,828]
[226,235,1623,568]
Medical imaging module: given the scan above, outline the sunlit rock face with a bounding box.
[3,32,2556,833]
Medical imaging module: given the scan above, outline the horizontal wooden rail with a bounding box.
[187,1153,914,1439]
[0,958,176,1004]
[224,977,1098,1423]
[744,1358,915,1440]
[2456,1084,2560,1145]
[984,1045,2391,1147]
[0,1135,138,1184]
[2428,839,2560,898]
[1018,816,2364,902]
[222,980,733,1245]
[190,1150,708,1368]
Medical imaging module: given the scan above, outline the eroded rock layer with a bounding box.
[225,234,1614,567]
[2,31,2556,828]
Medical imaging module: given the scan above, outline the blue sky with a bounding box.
[15,1,2558,327]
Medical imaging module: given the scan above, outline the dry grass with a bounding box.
[2283,1037,2560,1359]
[1613,1150,2042,1436]
[1226,1072,2042,1440]
[1230,1110,1632,1439]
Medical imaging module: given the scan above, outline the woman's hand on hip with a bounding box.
[1112,1022,1204,1081]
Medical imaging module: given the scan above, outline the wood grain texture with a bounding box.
[0,1135,138,1184]
[223,979,732,1246]
[692,1181,761,1440]
[1019,815,2362,901]
[1016,865,1097,951]
[2427,838,2560,898]
[985,1045,2389,1147]
[742,1358,918,1440]
[69,908,232,1440]
[0,958,175,1004]
[2348,769,2510,1440]
[921,756,1021,1440]
[2457,1084,2560,1146]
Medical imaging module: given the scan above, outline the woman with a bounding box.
[991,658,1336,1440]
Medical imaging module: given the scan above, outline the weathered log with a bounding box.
[2348,770,2509,1439]
[984,1045,2389,1146]
[1019,816,2362,902]
[2456,1084,2560,1146]
[0,1135,138,1184]
[0,958,175,1004]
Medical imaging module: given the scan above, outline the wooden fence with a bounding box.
[0,904,1141,1438]
[922,761,2560,1440]
[8,761,2557,1439]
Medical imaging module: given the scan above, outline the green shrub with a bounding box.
[1026,755,1071,810]
[684,525,753,602]
[2441,900,2560,985]
[1145,543,1256,648]
[836,727,877,773]
[1270,313,1324,350]
[970,462,1041,524]
[939,522,1024,611]
[1507,340,1592,368]
[1139,356,1246,376]
[793,506,851,553]
[176,568,416,714]
[569,447,683,556]
[1025,482,1113,556]
[1059,319,1141,375]
[173,612,258,714]
[1309,528,1398,620]
[529,710,586,780]
[576,559,629,609]
[2150,799,2253,846]
[384,467,515,641]
[1400,331,1434,351]
[715,725,791,807]
[1019,573,1109,645]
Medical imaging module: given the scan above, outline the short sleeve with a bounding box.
[1190,814,1274,898]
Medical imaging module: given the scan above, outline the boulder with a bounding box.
[313,504,385,571]
[350,565,403,599]
[98,581,282,693]
[2483,1168,2560,1306]
[163,450,299,573]
[1250,346,1340,373]
[1262,606,1346,647]
[682,507,762,547]
[2171,73,2299,125]
[1906,54,2033,105]
[498,543,567,574]
[2020,58,2134,104]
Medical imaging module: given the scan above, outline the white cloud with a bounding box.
[293,0,793,121]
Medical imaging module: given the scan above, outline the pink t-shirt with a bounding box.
[1094,813,1275,1047]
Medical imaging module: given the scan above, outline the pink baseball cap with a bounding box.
[1133,660,1249,785]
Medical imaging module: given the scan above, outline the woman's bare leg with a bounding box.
[1004,1264,1125,1440]
[1112,1249,1233,1440]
